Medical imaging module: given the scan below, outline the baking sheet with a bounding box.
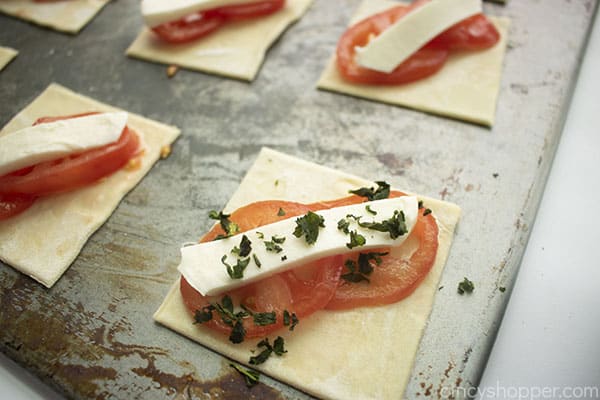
[0,0,598,399]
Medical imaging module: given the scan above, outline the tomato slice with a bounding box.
[0,194,36,221]
[180,190,440,338]
[180,199,342,339]
[336,1,500,85]
[0,113,140,197]
[151,0,285,44]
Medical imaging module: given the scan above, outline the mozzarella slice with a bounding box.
[355,0,482,73]
[179,196,419,296]
[142,0,263,27]
[0,112,127,177]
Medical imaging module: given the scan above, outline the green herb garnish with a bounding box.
[357,210,407,239]
[341,252,388,283]
[256,231,264,239]
[458,277,475,295]
[277,207,286,216]
[347,230,366,249]
[193,305,215,324]
[222,255,250,279]
[230,363,260,388]
[337,218,350,234]
[499,286,506,293]
[341,259,369,283]
[293,211,325,245]
[423,208,432,216]
[209,210,240,238]
[283,310,299,331]
[249,337,287,365]
[252,311,277,326]
[253,254,262,268]
[264,240,283,253]
[349,181,390,201]
[365,205,377,215]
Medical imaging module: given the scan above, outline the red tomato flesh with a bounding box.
[0,194,36,221]
[180,191,439,338]
[0,113,140,220]
[336,1,500,85]
[152,0,285,44]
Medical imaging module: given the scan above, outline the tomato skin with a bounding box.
[0,125,139,196]
[0,194,36,221]
[336,2,500,85]
[429,14,500,51]
[151,0,285,44]
[336,4,448,85]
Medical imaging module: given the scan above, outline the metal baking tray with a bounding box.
[0,0,597,398]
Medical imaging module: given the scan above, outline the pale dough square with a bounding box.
[0,83,181,288]
[0,0,111,34]
[0,46,18,71]
[126,0,313,81]
[317,0,510,127]
[154,147,461,400]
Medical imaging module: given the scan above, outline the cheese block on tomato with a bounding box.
[127,0,313,81]
[142,0,267,27]
[355,0,482,73]
[0,84,180,288]
[0,112,127,177]
[154,147,461,400]
[317,0,510,126]
[181,196,418,296]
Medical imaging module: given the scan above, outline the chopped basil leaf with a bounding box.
[293,211,325,245]
[273,336,287,356]
[230,363,260,388]
[423,208,432,216]
[365,205,377,215]
[337,218,350,234]
[341,259,370,283]
[458,277,475,295]
[249,337,287,365]
[209,210,240,237]
[229,320,246,344]
[271,235,286,244]
[277,207,286,216]
[283,310,299,331]
[222,295,234,314]
[349,181,390,201]
[253,311,277,326]
[222,255,250,279]
[418,200,424,209]
[253,254,262,268]
[193,305,215,324]
[238,235,252,257]
[264,240,283,253]
[256,231,264,239]
[281,255,287,261]
[357,210,407,239]
[499,286,506,293]
[347,230,366,249]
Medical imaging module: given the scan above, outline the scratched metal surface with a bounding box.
[0,0,597,399]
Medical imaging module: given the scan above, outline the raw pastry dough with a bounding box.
[317,0,510,127]
[0,46,17,71]
[0,0,111,34]
[154,147,461,400]
[0,83,180,288]
[126,0,313,81]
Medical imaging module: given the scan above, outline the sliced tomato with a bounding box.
[429,14,500,51]
[151,0,285,44]
[336,1,499,85]
[0,113,140,197]
[326,210,439,310]
[181,189,439,338]
[181,199,341,339]
[0,194,36,221]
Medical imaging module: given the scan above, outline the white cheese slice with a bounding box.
[179,196,418,296]
[355,0,482,73]
[142,0,262,27]
[0,112,127,177]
